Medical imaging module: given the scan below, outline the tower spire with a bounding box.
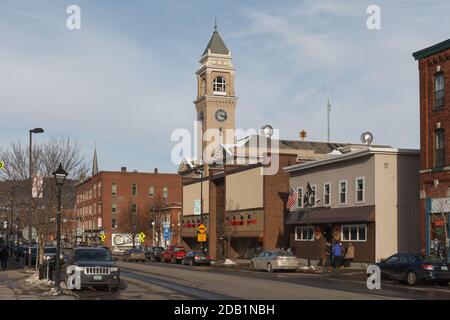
[214,16,217,31]
[92,145,98,176]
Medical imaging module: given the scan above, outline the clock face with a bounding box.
[215,109,227,123]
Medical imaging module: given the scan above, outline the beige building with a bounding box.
[284,146,421,264]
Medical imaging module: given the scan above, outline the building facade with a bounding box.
[284,146,421,264]
[413,39,450,262]
[75,167,182,248]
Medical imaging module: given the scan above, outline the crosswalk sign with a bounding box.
[138,232,146,243]
[99,234,106,243]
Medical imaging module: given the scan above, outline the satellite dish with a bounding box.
[360,131,374,145]
[260,125,274,138]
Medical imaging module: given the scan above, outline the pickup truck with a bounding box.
[161,245,186,264]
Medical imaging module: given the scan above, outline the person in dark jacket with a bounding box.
[0,246,9,269]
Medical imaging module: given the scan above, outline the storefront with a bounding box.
[286,206,376,264]
[426,198,450,262]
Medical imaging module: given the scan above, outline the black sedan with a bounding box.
[181,251,212,266]
[376,253,450,286]
[145,246,165,262]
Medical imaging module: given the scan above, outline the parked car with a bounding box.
[145,246,165,262]
[182,251,212,266]
[122,248,146,262]
[24,246,64,266]
[250,250,300,272]
[66,247,120,291]
[161,245,186,264]
[375,253,450,286]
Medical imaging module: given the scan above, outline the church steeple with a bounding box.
[202,22,229,56]
[92,147,98,176]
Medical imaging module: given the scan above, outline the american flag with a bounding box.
[286,187,298,210]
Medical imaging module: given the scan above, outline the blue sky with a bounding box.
[1,0,449,173]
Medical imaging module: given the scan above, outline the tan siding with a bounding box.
[226,167,263,210]
[183,181,209,215]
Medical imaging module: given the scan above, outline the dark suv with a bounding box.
[145,246,165,262]
[66,247,120,291]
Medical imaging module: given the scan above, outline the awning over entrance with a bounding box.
[286,205,375,225]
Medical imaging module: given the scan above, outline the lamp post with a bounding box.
[28,127,44,267]
[52,163,68,292]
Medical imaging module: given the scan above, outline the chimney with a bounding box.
[121,166,127,172]
[154,168,158,174]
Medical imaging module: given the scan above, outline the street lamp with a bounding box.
[52,163,68,292]
[28,127,44,267]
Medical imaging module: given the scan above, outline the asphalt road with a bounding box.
[75,260,450,300]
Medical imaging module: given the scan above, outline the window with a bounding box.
[213,76,227,94]
[112,204,117,213]
[132,203,137,214]
[339,180,347,204]
[163,187,168,200]
[386,255,399,264]
[435,72,445,109]
[93,184,97,198]
[341,224,367,242]
[112,183,117,196]
[311,185,317,207]
[323,183,331,206]
[98,183,102,196]
[435,129,445,168]
[112,218,118,228]
[297,187,303,208]
[201,79,206,95]
[295,226,314,241]
[98,202,102,214]
[355,177,365,203]
[149,186,155,197]
[132,183,137,196]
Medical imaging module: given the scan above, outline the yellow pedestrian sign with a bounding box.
[0,161,4,170]
[198,224,206,234]
[99,234,106,243]
[197,233,207,242]
[138,232,146,243]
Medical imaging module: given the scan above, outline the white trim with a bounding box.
[339,180,348,205]
[341,224,367,242]
[296,187,304,208]
[323,182,331,206]
[294,226,314,241]
[355,176,365,204]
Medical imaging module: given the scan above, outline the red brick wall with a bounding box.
[417,46,450,249]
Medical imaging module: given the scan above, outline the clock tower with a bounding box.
[194,25,237,160]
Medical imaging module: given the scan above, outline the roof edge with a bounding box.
[412,39,450,60]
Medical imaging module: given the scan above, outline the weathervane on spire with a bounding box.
[214,16,218,31]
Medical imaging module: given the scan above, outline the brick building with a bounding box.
[413,39,450,262]
[75,164,182,248]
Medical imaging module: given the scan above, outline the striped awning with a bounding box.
[286,205,375,225]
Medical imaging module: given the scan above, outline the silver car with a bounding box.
[250,250,299,272]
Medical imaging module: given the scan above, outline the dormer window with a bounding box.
[213,76,227,95]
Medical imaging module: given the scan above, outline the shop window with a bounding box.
[295,226,314,241]
[341,224,367,242]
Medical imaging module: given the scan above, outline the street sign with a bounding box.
[162,222,170,228]
[198,224,206,234]
[163,232,170,241]
[197,233,207,242]
[138,232,146,243]
[0,161,4,170]
[99,234,106,243]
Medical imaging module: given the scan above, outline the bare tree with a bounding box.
[0,137,88,265]
[117,199,149,249]
[148,195,168,247]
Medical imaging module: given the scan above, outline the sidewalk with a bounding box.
[0,259,76,300]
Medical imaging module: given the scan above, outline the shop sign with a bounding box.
[434,219,446,227]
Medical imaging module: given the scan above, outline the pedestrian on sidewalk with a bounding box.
[0,245,9,269]
[344,243,355,267]
[332,242,342,268]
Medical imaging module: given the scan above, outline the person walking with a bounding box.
[344,243,355,267]
[0,245,9,269]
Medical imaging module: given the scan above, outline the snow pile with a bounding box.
[223,259,236,265]
[42,288,61,296]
